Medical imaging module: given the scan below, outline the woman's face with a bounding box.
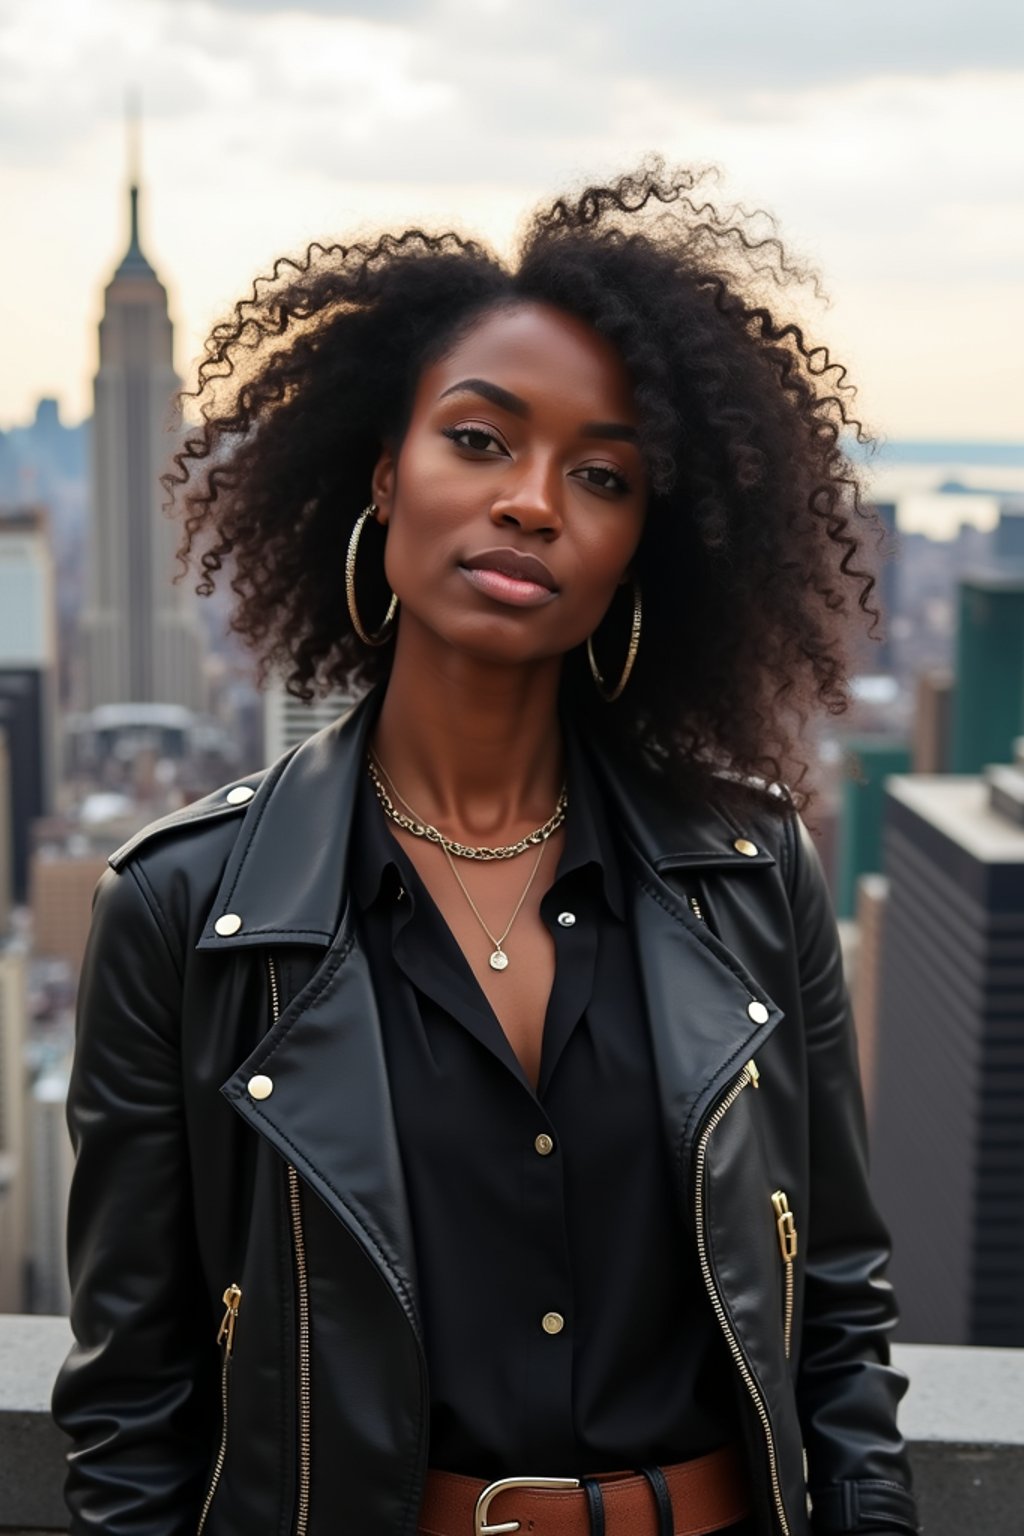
[371,300,648,668]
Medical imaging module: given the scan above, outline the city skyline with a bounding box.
[2,0,1023,438]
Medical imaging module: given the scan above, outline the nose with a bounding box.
[489,457,562,539]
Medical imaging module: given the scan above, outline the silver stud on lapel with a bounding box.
[747,1000,769,1025]
[226,785,255,805]
[214,913,243,937]
[247,1074,274,1101]
[734,838,759,857]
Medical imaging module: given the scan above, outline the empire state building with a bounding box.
[81,181,205,711]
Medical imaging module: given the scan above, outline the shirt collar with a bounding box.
[556,725,626,920]
[352,763,406,913]
[352,727,625,922]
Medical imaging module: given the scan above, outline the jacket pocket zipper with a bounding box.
[695,1059,791,1536]
[771,1190,798,1360]
[196,1282,243,1535]
[266,955,312,1536]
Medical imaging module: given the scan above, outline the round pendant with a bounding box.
[489,949,509,971]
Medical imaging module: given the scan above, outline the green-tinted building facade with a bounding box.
[837,737,912,918]
[950,574,1024,773]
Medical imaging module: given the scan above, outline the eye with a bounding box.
[574,463,632,494]
[440,424,508,456]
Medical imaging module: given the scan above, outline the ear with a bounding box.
[371,446,396,526]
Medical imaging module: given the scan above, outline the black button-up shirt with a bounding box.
[352,737,738,1477]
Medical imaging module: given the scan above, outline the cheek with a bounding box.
[381,484,465,599]
[578,511,646,588]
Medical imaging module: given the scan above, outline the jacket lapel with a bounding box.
[623,848,784,1203]
[220,917,424,1340]
[590,741,785,1188]
[203,690,422,1335]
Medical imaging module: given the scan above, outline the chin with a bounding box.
[440,620,565,670]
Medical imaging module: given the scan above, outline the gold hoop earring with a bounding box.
[345,504,398,646]
[587,578,642,702]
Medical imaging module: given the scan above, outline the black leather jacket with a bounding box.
[53,694,919,1536]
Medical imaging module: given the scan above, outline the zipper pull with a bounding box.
[746,1058,760,1089]
[771,1190,797,1261]
[216,1283,243,1355]
[689,893,705,923]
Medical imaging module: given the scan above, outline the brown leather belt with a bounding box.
[418,1444,750,1536]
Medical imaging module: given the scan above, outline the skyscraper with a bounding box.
[949,572,1024,773]
[0,732,11,932]
[0,948,29,1311]
[30,850,110,979]
[871,762,1024,1346]
[80,178,205,712]
[27,1062,73,1316]
[0,506,57,901]
[262,680,356,762]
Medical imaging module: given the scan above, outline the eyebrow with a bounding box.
[438,377,639,443]
[440,378,528,417]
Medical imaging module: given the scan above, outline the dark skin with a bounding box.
[369,301,648,1089]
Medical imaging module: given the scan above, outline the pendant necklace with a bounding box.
[438,835,549,971]
[367,752,562,971]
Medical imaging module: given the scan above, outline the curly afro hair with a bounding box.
[166,160,881,813]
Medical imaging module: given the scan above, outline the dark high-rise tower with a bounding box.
[80,175,205,711]
[871,763,1024,1346]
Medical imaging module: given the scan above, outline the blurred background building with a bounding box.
[0,948,29,1312]
[79,183,206,716]
[263,682,354,761]
[0,506,58,903]
[870,759,1024,1347]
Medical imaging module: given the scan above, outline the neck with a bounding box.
[370,618,565,840]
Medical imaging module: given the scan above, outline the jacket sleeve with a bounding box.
[785,814,920,1536]
[52,862,216,1535]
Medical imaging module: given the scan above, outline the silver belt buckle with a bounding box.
[474,1475,581,1536]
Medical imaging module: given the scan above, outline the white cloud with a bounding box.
[193,0,1024,84]
[567,0,1024,87]
[0,0,1021,439]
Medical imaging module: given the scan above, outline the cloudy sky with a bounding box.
[2,0,1022,439]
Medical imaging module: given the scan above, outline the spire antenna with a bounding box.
[114,87,155,276]
[125,88,142,253]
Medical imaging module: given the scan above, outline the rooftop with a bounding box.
[887,773,1024,862]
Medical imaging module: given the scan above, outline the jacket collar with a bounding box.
[197,689,380,951]
[198,688,776,953]
[584,735,778,875]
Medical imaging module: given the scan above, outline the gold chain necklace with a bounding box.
[366,752,563,971]
[366,753,567,861]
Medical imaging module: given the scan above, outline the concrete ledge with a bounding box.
[1,1320,1022,1532]
[893,1343,1024,1531]
[0,1315,71,1533]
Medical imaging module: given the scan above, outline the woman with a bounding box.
[53,164,919,1536]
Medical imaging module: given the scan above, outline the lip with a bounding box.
[460,546,559,592]
[459,566,559,608]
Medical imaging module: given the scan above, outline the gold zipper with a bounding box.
[196,1283,243,1535]
[267,956,312,1536]
[694,1059,791,1536]
[771,1190,798,1360]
